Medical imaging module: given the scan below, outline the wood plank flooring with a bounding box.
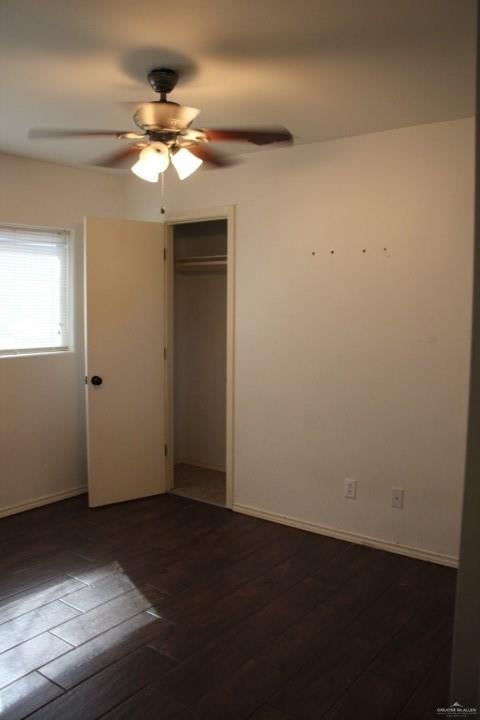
[0,493,455,719]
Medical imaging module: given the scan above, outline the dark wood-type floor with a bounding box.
[0,493,455,720]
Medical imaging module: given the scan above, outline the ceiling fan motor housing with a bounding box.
[133,101,200,134]
[148,67,179,96]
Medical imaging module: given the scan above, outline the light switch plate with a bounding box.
[344,478,357,499]
[391,487,404,509]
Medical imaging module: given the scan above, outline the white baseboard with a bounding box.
[233,503,458,568]
[175,459,226,473]
[0,486,88,519]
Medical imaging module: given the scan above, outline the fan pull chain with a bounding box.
[160,171,166,215]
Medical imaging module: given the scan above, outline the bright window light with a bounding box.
[0,225,71,356]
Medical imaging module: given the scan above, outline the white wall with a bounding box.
[127,118,475,563]
[0,152,126,515]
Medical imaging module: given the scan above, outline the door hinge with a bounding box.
[164,444,168,457]
[85,376,88,385]
[163,247,167,261]
[164,347,167,361]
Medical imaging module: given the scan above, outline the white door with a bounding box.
[85,216,166,507]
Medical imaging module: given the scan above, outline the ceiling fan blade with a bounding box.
[29,129,139,140]
[203,127,293,146]
[90,144,145,169]
[186,143,235,168]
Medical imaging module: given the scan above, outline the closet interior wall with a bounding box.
[173,220,227,473]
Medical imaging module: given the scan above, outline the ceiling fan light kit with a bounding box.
[131,143,170,182]
[131,143,202,182]
[29,66,293,183]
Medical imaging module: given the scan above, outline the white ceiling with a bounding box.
[0,0,476,168]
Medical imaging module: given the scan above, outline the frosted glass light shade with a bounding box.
[131,160,160,183]
[131,144,170,182]
[172,147,203,180]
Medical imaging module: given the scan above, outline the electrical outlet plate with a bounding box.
[391,487,404,509]
[344,478,357,499]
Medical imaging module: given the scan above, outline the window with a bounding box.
[0,224,71,356]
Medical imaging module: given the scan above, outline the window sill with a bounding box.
[0,348,74,360]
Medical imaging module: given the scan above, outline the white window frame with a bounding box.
[0,223,73,358]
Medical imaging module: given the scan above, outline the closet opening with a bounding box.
[165,215,233,508]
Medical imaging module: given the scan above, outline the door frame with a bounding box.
[164,205,236,509]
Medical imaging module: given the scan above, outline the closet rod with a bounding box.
[174,254,227,273]
[175,261,226,273]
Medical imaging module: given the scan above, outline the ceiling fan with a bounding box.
[29,67,293,182]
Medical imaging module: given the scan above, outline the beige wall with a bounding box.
[0,153,126,515]
[451,20,480,699]
[127,118,475,563]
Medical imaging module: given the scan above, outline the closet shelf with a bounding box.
[175,255,227,273]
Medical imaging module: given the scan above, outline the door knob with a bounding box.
[91,375,103,386]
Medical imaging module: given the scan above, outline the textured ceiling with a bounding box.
[0,0,476,169]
